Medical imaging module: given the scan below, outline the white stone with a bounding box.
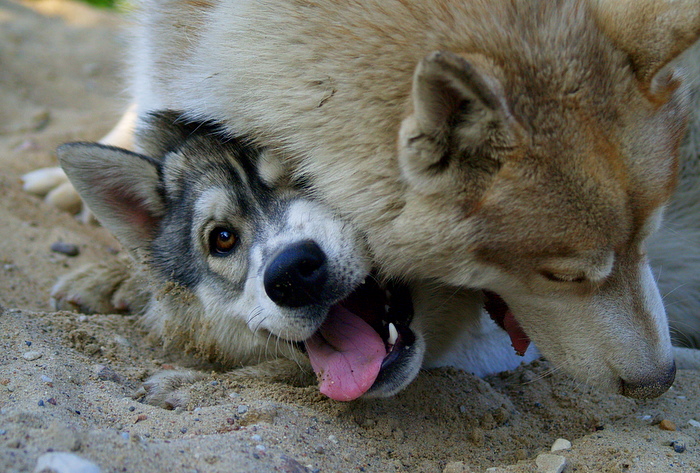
[536,453,567,473]
[688,419,700,428]
[34,452,101,473]
[550,438,572,452]
[443,461,473,473]
[22,351,42,361]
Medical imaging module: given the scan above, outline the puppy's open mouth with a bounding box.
[482,290,531,356]
[305,277,414,401]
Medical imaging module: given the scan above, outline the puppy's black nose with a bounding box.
[264,240,328,307]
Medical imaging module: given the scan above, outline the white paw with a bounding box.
[22,166,91,220]
[22,167,68,195]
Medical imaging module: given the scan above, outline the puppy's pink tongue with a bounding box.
[305,306,385,401]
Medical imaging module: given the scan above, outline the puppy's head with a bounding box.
[58,111,425,401]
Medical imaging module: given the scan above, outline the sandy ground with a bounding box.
[1,1,700,472]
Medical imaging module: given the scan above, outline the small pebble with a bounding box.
[280,456,307,472]
[468,427,485,446]
[34,452,101,473]
[0,430,6,435]
[113,336,131,348]
[13,139,40,152]
[535,454,566,473]
[120,432,129,440]
[237,405,249,415]
[41,375,53,383]
[650,413,664,425]
[443,461,472,473]
[30,109,51,131]
[480,412,496,430]
[50,241,80,257]
[660,419,677,431]
[255,444,266,452]
[550,438,572,452]
[514,449,528,461]
[38,400,45,407]
[688,419,700,428]
[94,365,121,383]
[23,351,42,361]
[493,406,510,424]
[180,428,187,434]
[25,341,32,347]
[251,434,262,442]
[671,440,686,453]
[128,406,136,412]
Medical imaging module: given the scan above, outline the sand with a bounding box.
[1,1,700,471]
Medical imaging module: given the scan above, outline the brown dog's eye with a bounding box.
[209,227,238,256]
[541,270,586,283]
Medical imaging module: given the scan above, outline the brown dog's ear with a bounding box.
[398,51,516,196]
[57,143,164,254]
[591,0,700,88]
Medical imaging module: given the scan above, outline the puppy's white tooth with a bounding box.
[388,323,398,346]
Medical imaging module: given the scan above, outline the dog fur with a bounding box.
[33,0,700,400]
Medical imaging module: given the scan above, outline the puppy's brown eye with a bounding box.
[209,227,238,256]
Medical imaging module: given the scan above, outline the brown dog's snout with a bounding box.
[620,361,676,399]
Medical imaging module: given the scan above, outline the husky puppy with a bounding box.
[28,0,700,400]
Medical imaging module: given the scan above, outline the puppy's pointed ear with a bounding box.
[57,143,164,253]
[398,51,516,196]
[591,0,700,89]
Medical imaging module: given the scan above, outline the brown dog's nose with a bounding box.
[620,361,676,399]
